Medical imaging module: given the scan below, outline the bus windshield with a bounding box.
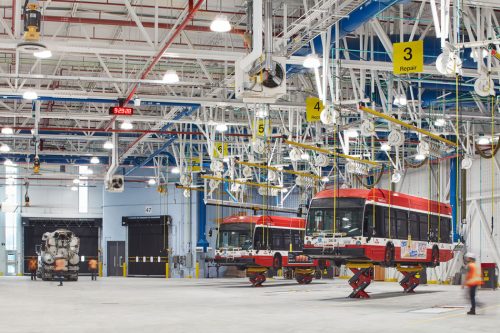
[306,198,365,237]
[218,223,253,250]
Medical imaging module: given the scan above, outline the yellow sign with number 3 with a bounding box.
[393,40,423,75]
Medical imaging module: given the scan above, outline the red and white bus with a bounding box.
[214,215,319,286]
[303,188,454,296]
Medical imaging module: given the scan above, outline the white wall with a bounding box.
[19,180,103,218]
[102,182,198,277]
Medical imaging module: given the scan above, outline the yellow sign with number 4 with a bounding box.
[393,40,423,75]
[306,97,324,122]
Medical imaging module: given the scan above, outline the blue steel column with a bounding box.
[197,189,209,251]
[450,157,459,242]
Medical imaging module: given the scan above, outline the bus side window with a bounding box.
[409,213,420,241]
[383,207,397,238]
[419,214,429,241]
[440,217,451,243]
[396,209,408,239]
[270,228,285,251]
[283,232,291,251]
[254,226,263,250]
[430,216,439,242]
[363,205,373,238]
[293,230,303,250]
[375,206,385,237]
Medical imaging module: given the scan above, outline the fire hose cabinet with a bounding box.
[480,263,498,289]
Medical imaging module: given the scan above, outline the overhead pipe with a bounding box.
[39,15,246,35]
[239,0,263,72]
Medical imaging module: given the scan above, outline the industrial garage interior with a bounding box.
[0,0,499,332]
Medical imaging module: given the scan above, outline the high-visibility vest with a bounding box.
[465,262,483,287]
[88,259,98,270]
[28,258,38,271]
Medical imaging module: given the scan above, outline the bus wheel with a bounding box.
[383,243,395,267]
[429,246,440,267]
[295,274,305,284]
[272,254,282,270]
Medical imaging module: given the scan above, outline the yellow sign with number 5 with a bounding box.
[393,40,423,75]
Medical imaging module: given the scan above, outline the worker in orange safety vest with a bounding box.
[463,253,483,315]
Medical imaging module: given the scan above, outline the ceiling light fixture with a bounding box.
[321,176,329,183]
[303,53,321,69]
[1,127,14,135]
[33,49,52,59]
[71,186,78,191]
[22,90,38,100]
[162,70,179,84]
[345,129,359,138]
[210,14,232,32]
[120,121,133,130]
[380,143,391,151]
[215,123,228,132]
[477,137,490,145]
[148,178,156,186]
[391,170,402,183]
[393,94,407,107]
[434,118,446,127]
[90,156,100,164]
[300,152,310,161]
[171,166,180,174]
[415,154,426,161]
[0,144,11,152]
[103,141,114,149]
[73,178,80,185]
[4,159,14,166]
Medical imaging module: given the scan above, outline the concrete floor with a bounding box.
[1,276,498,333]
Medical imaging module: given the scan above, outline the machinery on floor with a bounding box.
[37,229,80,281]
[213,215,320,286]
[303,188,454,298]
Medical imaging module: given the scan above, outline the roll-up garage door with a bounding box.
[122,216,170,277]
[22,218,101,275]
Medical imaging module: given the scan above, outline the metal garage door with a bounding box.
[22,218,101,275]
[123,216,170,277]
